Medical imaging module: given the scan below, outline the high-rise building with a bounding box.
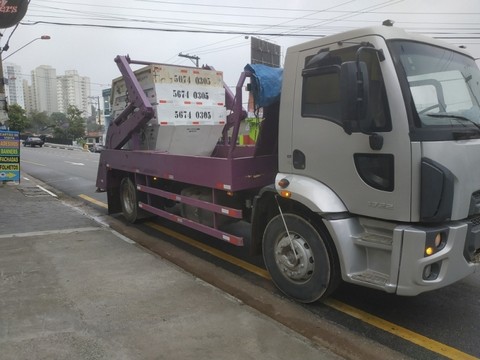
[23,79,34,114]
[3,62,25,108]
[31,65,58,114]
[13,64,92,116]
[57,70,91,115]
[102,88,111,123]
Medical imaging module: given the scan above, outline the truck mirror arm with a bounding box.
[355,44,385,64]
[340,61,384,149]
[354,46,385,150]
[340,44,384,130]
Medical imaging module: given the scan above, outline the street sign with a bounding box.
[250,37,281,68]
[0,130,20,182]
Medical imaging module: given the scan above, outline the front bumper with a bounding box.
[396,221,479,296]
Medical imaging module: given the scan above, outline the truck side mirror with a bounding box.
[340,61,370,134]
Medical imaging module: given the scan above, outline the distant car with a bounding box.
[92,143,105,153]
[24,137,44,147]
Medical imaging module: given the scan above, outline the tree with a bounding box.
[65,105,86,139]
[6,104,30,132]
[47,106,86,140]
[50,112,68,138]
[50,112,67,128]
[28,111,50,133]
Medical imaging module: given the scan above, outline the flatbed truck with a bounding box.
[97,22,480,303]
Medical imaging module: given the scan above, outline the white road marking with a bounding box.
[0,227,101,239]
[111,230,136,244]
[36,185,58,198]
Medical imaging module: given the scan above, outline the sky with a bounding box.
[1,0,480,99]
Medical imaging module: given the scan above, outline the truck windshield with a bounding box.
[389,40,480,134]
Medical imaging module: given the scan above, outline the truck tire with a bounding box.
[120,177,140,223]
[262,213,340,303]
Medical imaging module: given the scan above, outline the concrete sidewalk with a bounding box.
[0,178,343,360]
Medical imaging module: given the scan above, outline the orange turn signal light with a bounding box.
[425,247,434,256]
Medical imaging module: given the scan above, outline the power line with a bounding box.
[29,1,480,31]
[30,2,311,22]
[7,0,480,90]
[22,0,480,47]
[19,20,330,37]
[135,0,480,16]
[180,0,358,59]
[180,0,480,58]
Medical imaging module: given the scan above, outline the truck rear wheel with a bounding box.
[120,177,140,223]
[262,213,340,303]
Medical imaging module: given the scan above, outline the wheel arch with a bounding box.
[275,173,348,214]
[251,183,344,259]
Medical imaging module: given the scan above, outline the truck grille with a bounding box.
[470,215,480,227]
[473,191,480,201]
[473,250,480,264]
[471,191,480,217]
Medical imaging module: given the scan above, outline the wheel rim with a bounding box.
[121,181,135,215]
[274,232,315,283]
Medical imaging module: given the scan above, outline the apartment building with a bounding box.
[30,65,58,114]
[3,62,25,108]
[57,70,91,115]
[3,63,92,116]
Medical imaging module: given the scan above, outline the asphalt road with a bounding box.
[20,145,107,205]
[19,145,480,360]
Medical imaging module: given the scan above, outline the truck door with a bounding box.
[288,39,412,221]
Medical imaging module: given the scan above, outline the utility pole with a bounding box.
[0,0,30,127]
[88,96,102,124]
[95,96,101,124]
[0,35,9,128]
[178,53,200,68]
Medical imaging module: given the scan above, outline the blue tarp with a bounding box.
[244,64,283,109]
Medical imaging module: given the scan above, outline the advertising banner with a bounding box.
[0,130,20,182]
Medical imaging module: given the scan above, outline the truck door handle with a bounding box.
[293,149,306,169]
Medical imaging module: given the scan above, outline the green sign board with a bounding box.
[0,130,20,182]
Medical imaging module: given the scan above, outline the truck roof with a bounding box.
[286,24,473,59]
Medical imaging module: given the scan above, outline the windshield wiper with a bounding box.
[427,113,480,132]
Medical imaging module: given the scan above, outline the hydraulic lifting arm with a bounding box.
[105,55,155,150]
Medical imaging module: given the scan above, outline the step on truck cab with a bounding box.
[97,22,480,303]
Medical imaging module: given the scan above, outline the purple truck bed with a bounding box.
[97,149,277,192]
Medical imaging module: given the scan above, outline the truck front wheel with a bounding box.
[120,177,140,223]
[262,213,340,303]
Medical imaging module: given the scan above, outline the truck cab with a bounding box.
[271,24,480,298]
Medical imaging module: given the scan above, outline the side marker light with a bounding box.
[278,178,290,189]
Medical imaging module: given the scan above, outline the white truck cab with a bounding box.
[272,24,480,299]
